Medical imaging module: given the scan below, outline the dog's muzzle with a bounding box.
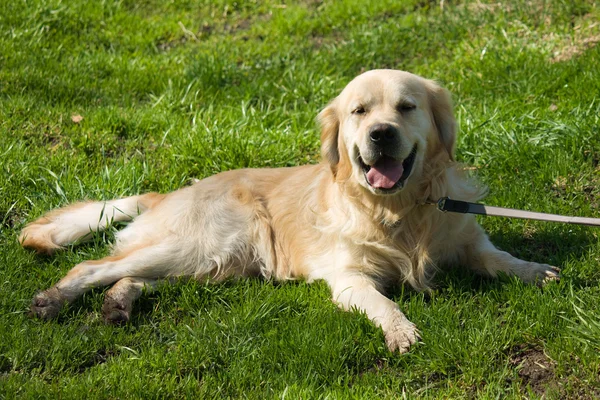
[359,145,417,192]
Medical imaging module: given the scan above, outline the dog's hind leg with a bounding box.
[19,193,165,254]
[30,240,179,319]
[101,277,157,324]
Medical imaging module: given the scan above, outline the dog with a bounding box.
[20,70,560,353]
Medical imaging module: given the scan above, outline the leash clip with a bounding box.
[435,197,471,213]
[437,197,449,212]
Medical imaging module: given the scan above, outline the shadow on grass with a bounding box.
[27,221,598,344]
[488,226,593,267]
[489,226,600,289]
[387,226,598,301]
[32,222,598,322]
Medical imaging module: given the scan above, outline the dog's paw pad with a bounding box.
[103,309,130,324]
[102,297,131,324]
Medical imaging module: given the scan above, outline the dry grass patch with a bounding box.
[550,32,600,63]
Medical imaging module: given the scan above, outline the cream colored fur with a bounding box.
[20,70,559,353]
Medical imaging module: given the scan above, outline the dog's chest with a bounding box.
[386,209,472,266]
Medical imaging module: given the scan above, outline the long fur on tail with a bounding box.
[19,193,165,254]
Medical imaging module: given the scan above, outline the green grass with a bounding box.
[2,0,600,397]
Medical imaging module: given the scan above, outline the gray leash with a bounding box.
[429,197,600,227]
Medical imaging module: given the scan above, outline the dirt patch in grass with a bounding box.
[76,348,116,374]
[506,349,600,399]
[462,4,600,64]
[156,35,190,52]
[1,206,25,230]
[358,357,386,377]
[509,345,556,395]
[311,31,345,49]
[224,18,252,34]
[551,173,600,206]
[156,12,272,51]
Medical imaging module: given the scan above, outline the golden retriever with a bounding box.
[20,70,560,353]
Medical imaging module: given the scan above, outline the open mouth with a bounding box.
[358,145,417,192]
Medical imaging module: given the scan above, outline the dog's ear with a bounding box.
[318,101,340,168]
[425,80,456,161]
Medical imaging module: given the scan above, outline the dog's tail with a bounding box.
[19,193,166,254]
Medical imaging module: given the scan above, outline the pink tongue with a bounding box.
[366,158,404,189]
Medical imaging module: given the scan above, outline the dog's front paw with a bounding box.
[518,262,561,286]
[30,287,65,319]
[382,315,420,353]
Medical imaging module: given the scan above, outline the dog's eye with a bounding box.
[352,106,366,115]
[398,103,416,112]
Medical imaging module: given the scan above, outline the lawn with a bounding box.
[1,0,600,398]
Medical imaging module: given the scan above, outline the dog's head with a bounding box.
[319,70,456,196]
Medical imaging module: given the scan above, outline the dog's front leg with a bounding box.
[465,224,561,285]
[326,273,419,353]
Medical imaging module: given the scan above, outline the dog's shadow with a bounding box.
[388,224,599,301]
[487,224,592,267]
[488,224,599,289]
[54,224,598,325]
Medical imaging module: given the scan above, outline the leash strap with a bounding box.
[433,197,600,227]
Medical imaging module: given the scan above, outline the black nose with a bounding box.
[369,123,398,145]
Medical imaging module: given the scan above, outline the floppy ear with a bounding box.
[318,101,340,168]
[425,80,457,161]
